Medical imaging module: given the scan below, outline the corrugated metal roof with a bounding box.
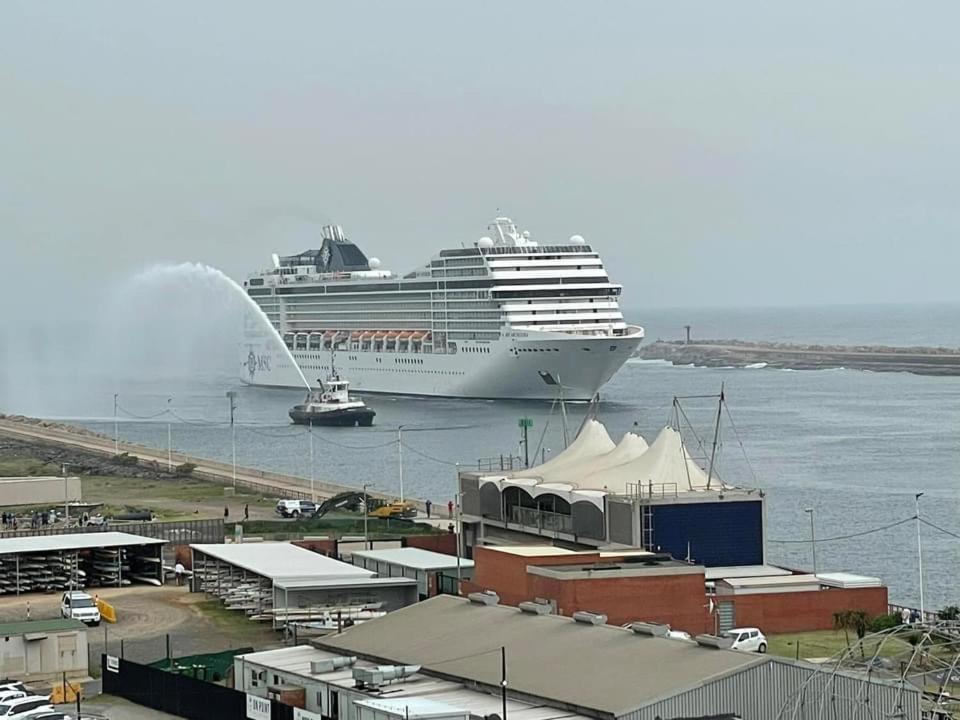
[0,531,165,555]
[317,595,765,716]
[351,547,474,571]
[191,543,374,582]
[488,546,578,557]
[816,572,882,588]
[274,576,417,590]
[237,645,591,720]
[354,696,467,719]
[704,565,793,581]
[0,618,87,635]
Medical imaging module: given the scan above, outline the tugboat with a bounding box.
[289,375,376,427]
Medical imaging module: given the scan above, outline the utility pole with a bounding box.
[363,483,371,550]
[309,421,315,503]
[166,398,173,471]
[397,425,405,502]
[61,463,70,526]
[518,418,533,468]
[706,384,725,489]
[803,508,817,575]
[113,393,119,455]
[915,492,925,620]
[455,464,462,582]
[225,391,237,489]
[500,646,508,720]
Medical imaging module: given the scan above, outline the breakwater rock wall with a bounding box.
[636,340,960,376]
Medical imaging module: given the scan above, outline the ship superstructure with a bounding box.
[241,218,643,400]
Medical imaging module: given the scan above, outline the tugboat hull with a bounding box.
[289,407,376,427]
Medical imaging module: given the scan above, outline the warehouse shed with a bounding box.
[317,594,921,720]
[0,618,89,682]
[191,543,417,627]
[0,531,165,594]
[350,548,474,598]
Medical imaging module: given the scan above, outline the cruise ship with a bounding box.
[240,217,643,400]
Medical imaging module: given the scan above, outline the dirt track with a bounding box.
[0,585,281,663]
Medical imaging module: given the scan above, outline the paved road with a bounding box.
[0,418,421,508]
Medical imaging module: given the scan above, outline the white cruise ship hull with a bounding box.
[241,329,643,400]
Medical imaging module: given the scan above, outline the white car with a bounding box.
[0,694,23,705]
[722,627,768,653]
[275,499,317,518]
[60,591,101,626]
[0,695,54,719]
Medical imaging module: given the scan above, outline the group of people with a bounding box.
[1,509,56,529]
[423,499,455,519]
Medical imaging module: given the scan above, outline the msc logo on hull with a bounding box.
[244,348,272,381]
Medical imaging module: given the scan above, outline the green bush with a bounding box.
[870,613,901,633]
[938,606,960,621]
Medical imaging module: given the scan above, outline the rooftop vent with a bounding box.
[694,634,735,650]
[468,591,500,606]
[572,611,608,626]
[310,656,357,674]
[519,601,552,615]
[352,665,421,690]
[630,622,669,637]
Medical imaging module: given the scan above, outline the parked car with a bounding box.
[275,499,317,518]
[0,686,26,697]
[0,694,23,705]
[23,712,71,720]
[60,591,101,626]
[0,696,54,719]
[722,627,768,653]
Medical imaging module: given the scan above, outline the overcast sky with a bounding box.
[3,1,959,318]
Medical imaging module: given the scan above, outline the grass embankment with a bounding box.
[770,630,917,660]
[242,515,444,540]
[0,449,271,520]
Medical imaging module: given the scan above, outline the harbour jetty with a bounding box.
[636,339,960,376]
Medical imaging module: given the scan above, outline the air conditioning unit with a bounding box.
[352,665,421,690]
[572,611,607,626]
[311,656,357,674]
[695,634,734,650]
[468,591,499,606]
[630,622,669,637]
[519,601,552,615]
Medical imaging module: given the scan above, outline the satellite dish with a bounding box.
[569,234,585,245]
[478,237,494,248]
[369,257,381,269]
[271,253,281,269]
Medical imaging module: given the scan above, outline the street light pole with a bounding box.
[397,425,405,502]
[915,492,925,620]
[225,391,237,490]
[803,508,817,575]
[113,393,119,456]
[61,463,70,526]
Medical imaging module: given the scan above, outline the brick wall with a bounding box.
[726,586,890,633]
[528,571,711,634]
[403,534,457,556]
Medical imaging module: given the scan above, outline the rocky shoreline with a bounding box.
[635,340,960,376]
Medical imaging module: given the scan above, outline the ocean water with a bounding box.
[2,303,959,611]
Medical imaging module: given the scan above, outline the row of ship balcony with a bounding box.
[284,329,440,354]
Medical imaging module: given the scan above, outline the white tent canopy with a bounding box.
[478,421,724,505]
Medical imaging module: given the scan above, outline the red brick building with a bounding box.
[464,545,889,635]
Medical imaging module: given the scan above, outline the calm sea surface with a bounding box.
[3,303,959,611]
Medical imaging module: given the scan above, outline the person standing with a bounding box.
[224,506,229,519]
[244,503,249,521]
[174,561,185,587]
[425,499,432,518]
[447,500,454,518]
[900,607,910,625]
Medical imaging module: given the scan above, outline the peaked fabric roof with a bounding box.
[503,419,614,479]
[481,422,724,497]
